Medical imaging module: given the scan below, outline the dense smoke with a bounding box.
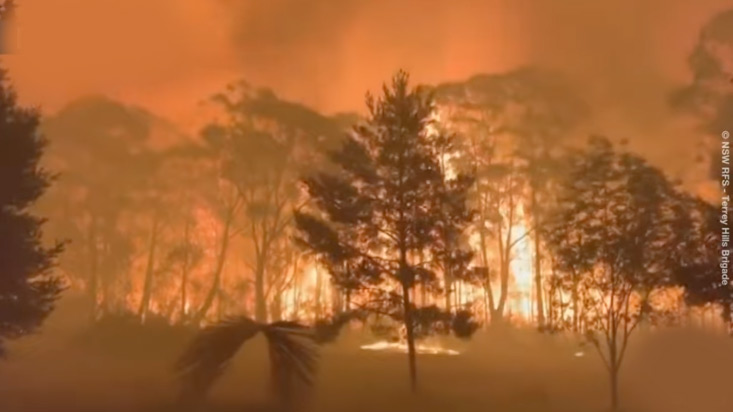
[4,0,731,190]
[3,0,727,110]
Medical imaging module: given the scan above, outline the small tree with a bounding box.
[0,68,63,355]
[545,137,690,410]
[295,71,477,392]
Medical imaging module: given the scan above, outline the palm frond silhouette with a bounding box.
[174,317,318,405]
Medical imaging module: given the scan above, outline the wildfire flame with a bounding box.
[90,106,716,333]
[507,204,534,321]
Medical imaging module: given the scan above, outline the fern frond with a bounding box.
[175,317,263,402]
[262,322,318,399]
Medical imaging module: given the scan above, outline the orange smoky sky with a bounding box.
[3,0,732,132]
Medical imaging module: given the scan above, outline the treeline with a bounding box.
[34,64,727,333]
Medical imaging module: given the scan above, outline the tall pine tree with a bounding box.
[295,71,476,392]
[0,69,63,356]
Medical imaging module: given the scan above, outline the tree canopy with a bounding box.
[295,71,478,391]
[0,68,63,356]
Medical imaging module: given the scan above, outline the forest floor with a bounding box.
[0,304,731,412]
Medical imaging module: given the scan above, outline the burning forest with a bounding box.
[0,1,732,412]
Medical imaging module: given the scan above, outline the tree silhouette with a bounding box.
[0,68,63,356]
[295,71,477,392]
[671,195,732,331]
[200,82,344,322]
[544,136,701,410]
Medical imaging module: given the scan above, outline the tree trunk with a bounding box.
[402,284,418,393]
[495,259,510,324]
[254,258,267,322]
[530,183,545,328]
[194,207,233,324]
[314,266,323,319]
[331,282,343,315]
[270,293,282,321]
[138,216,160,322]
[180,219,192,322]
[478,229,496,323]
[444,276,453,313]
[572,271,580,332]
[494,223,511,324]
[547,275,555,330]
[87,217,99,322]
[180,265,189,322]
[533,230,545,327]
[610,363,620,410]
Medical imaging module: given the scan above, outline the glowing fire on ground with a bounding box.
[360,340,461,356]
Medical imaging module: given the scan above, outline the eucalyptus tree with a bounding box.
[434,67,588,325]
[544,136,705,410]
[199,83,344,322]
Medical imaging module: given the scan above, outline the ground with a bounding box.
[0,303,731,412]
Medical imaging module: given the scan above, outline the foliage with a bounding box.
[295,71,478,391]
[670,195,731,318]
[0,68,63,356]
[175,317,317,406]
[544,136,713,409]
[202,82,347,321]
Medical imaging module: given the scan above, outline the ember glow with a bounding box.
[360,340,461,356]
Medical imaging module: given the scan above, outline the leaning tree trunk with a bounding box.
[138,216,160,322]
[494,255,510,324]
[194,207,233,324]
[494,217,515,325]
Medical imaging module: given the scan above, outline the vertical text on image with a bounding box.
[720,130,729,288]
